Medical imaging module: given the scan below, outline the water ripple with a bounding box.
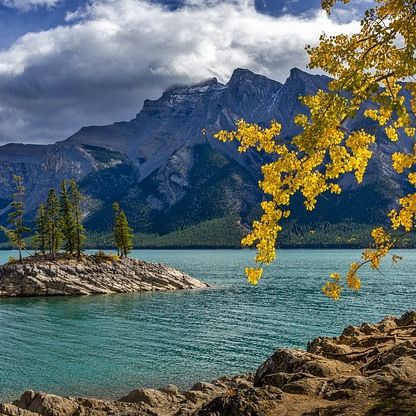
[0,249,415,402]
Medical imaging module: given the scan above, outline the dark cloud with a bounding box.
[0,0,364,145]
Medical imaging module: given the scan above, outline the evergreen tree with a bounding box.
[118,210,133,257]
[59,180,76,255]
[69,179,85,259]
[0,175,30,262]
[34,202,47,254]
[113,202,133,257]
[45,188,62,259]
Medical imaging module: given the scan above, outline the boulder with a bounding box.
[118,387,171,407]
[12,391,79,416]
[197,387,283,416]
[254,348,353,387]
[0,403,40,416]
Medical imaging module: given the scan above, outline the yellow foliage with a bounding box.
[322,281,342,301]
[330,272,341,281]
[245,267,263,285]
[214,0,415,295]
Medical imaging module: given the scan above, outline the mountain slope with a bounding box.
[0,67,411,245]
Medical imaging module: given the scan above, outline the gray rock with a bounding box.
[0,255,208,297]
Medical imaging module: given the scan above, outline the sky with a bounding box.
[0,0,375,145]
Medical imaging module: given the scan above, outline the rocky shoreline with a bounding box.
[0,254,208,297]
[2,311,416,415]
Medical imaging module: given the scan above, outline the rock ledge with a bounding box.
[0,254,208,297]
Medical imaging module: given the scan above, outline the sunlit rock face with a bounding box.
[0,254,208,297]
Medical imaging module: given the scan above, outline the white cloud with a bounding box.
[0,0,361,144]
[1,0,60,11]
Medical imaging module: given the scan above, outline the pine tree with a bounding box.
[113,202,133,257]
[69,179,85,259]
[45,188,62,259]
[34,202,47,254]
[118,210,133,257]
[0,175,30,262]
[59,180,76,255]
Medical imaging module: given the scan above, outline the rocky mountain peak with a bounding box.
[228,68,257,83]
[228,67,282,89]
[0,67,410,239]
[194,77,220,88]
[138,77,227,119]
[284,67,331,94]
[288,67,309,78]
[162,77,225,99]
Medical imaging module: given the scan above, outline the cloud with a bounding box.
[328,0,375,23]
[0,0,361,144]
[1,0,61,11]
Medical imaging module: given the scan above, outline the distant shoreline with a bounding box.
[2,246,416,251]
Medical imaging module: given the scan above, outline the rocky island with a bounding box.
[1,311,416,415]
[0,254,208,297]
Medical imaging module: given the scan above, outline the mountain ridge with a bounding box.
[0,67,409,244]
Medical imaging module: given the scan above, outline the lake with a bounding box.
[0,248,415,402]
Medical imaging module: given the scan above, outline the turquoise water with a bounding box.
[0,248,415,402]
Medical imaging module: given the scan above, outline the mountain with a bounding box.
[0,68,410,246]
